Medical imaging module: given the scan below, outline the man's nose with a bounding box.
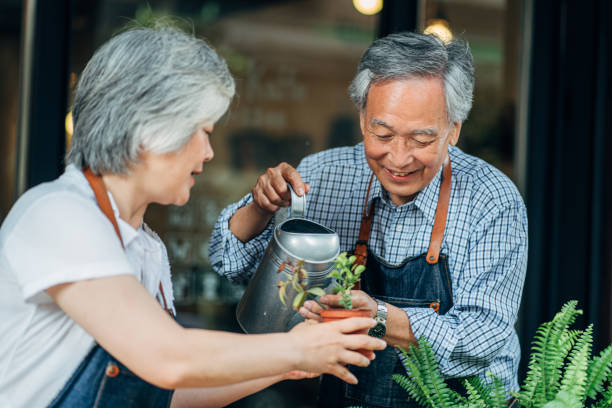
[388,137,414,167]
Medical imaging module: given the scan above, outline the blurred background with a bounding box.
[0,0,610,406]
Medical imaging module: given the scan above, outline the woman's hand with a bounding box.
[298,290,378,321]
[288,317,386,384]
[250,162,310,215]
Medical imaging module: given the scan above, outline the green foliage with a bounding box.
[394,339,464,407]
[388,301,612,408]
[277,260,325,310]
[327,252,365,309]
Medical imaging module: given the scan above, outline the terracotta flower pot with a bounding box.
[321,308,372,356]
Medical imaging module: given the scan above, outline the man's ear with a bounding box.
[448,122,462,146]
[359,111,366,137]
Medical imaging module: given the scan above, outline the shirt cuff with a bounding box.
[398,306,458,371]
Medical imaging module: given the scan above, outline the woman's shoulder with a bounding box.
[0,169,102,241]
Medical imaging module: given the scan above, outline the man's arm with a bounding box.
[400,201,528,377]
[208,162,309,283]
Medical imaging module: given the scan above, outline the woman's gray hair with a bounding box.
[67,24,235,174]
[349,32,474,123]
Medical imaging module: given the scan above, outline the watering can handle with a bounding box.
[287,183,306,219]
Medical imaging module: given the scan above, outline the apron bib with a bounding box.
[320,161,454,408]
[48,169,174,407]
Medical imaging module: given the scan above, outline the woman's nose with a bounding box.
[203,143,214,162]
[202,134,214,162]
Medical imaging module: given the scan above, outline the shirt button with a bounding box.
[395,224,403,232]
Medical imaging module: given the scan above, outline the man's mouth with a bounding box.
[385,168,418,177]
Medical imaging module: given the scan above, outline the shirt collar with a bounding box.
[107,191,140,247]
[68,165,141,247]
[363,164,444,224]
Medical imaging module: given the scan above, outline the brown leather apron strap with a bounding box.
[353,173,376,290]
[354,173,376,267]
[426,160,451,264]
[83,168,172,315]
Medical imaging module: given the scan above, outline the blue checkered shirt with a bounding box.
[209,143,528,392]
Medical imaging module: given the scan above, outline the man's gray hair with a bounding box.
[349,32,474,123]
[67,24,235,174]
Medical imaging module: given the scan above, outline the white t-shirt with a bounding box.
[0,165,174,408]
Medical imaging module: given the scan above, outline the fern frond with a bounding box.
[540,390,582,408]
[462,379,487,407]
[394,345,438,407]
[419,340,457,407]
[586,343,612,400]
[559,324,592,403]
[394,339,462,408]
[519,301,582,406]
[592,385,612,408]
[487,373,508,408]
[461,375,505,408]
[516,343,544,407]
[542,301,582,401]
[393,373,435,408]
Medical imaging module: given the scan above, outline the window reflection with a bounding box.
[421,0,522,179]
[0,2,22,221]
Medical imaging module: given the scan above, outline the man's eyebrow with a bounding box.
[369,119,438,137]
[409,128,437,136]
[369,118,396,132]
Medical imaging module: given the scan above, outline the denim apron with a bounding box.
[319,161,454,408]
[48,168,174,408]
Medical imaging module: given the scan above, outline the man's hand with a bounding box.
[229,162,310,242]
[250,162,310,215]
[299,290,378,322]
[288,317,386,384]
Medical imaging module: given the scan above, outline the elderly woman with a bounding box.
[0,25,385,408]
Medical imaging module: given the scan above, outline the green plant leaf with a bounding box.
[279,284,287,307]
[541,390,582,408]
[559,324,592,403]
[307,287,326,297]
[292,291,307,310]
[586,343,612,400]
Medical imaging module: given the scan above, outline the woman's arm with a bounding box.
[170,371,317,408]
[47,275,385,390]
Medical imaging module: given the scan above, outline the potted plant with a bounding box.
[389,300,612,408]
[276,252,370,321]
[277,259,327,311]
[319,252,371,324]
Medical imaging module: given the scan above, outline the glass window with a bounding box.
[420,0,523,181]
[0,1,23,220]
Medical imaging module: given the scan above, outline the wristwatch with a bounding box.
[368,299,387,338]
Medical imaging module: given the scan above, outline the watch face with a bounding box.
[369,322,386,338]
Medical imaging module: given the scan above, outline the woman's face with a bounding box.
[137,126,214,206]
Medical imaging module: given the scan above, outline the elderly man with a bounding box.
[210,32,527,408]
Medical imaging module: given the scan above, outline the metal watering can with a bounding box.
[236,185,340,334]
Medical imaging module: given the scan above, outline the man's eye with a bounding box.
[373,132,392,140]
[413,137,434,146]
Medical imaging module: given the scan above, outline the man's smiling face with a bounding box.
[361,77,461,206]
